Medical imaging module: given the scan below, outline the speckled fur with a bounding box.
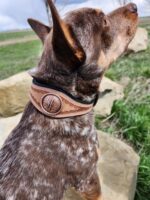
[0,1,138,200]
[0,103,99,200]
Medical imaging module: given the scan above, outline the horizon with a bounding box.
[0,0,149,32]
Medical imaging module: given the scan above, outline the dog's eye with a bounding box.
[103,16,110,30]
[78,64,103,81]
[127,26,132,36]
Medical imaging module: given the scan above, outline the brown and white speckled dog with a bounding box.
[0,1,138,200]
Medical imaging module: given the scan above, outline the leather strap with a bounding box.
[29,83,94,118]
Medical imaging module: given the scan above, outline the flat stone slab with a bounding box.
[0,115,139,200]
[94,77,124,117]
[97,133,139,200]
[0,72,32,117]
[0,72,124,117]
[64,132,139,200]
[0,113,22,147]
[128,27,148,53]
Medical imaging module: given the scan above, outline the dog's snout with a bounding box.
[128,3,138,13]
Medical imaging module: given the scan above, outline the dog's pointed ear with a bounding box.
[47,0,85,67]
[28,18,51,43]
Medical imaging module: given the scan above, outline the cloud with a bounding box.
[61,0,115,14]
[0,0,48,31]
[61,0,149,16]
[0,0,149,32]
[0,15,21,31]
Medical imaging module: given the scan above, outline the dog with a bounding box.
[0,1,138,199]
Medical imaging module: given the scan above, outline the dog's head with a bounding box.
[99,3,138,69]
[28,0,138,101]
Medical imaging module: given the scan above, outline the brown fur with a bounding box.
[0,1,138,199]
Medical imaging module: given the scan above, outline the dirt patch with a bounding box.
[0,35,38,47]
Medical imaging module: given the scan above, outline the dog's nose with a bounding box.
[128,3,138,13]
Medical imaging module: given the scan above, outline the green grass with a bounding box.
[110,83,150,200]
[0,40,42,80]
[96,25,150,200]
[0,25,149,199]
[0,30,35,42]
[140,17,150,26]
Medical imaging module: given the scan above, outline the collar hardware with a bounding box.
[41,93,62,116]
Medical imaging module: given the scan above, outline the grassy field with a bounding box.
[0,24,150,200]
[0,40,42,80]
[140,17,150,25]
[98,24,150,200]
[0,30,35,42]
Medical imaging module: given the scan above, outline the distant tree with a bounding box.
[43,0,68,25]
[116,0,131,6]
[145,0,150,6]
[43,0,56,24]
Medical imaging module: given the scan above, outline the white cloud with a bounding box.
[0,0,48,31]
[61,0,149,16]
[0,0,149,32]
[0,15,19,31]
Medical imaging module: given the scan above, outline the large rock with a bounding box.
[96,133,140,200]
[0,115,140,200]
[0,72,124,117]
[0,72,32,117]
[128,27,148,53]
[94,77,124,116]
[64,132,139,200]
[0,113,22,147]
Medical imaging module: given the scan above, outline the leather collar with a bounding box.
[29,79,99,119]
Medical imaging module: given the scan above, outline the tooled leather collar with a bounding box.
[29,79,99,118]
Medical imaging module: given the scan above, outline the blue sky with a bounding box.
[0,0,149,32]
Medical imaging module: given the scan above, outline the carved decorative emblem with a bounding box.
[41,94,62,115]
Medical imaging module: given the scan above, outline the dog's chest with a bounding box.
[0,111,99,199]
[57,134,98,173]
[22,122,98,181]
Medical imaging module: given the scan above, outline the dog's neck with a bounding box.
[30,65,101,104]
[29,29,102,105]
[29,79,99,119]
